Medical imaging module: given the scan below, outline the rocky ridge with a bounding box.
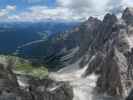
[49,7,133,99]
[0,56,73,100]
[73,7,133,99]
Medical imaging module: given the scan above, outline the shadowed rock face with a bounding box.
[26,78,73,100]
[126,89,133,100]
[78,7,133,98]
[0,59,73,100]
[50,7,133,99]
[0,62,28,100]
[45,7,133,100]
[122,8,133,25]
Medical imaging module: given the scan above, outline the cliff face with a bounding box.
[0,57,73,100]
[46,7,133,99]
[77,7,133,98]
[54,7,133,99]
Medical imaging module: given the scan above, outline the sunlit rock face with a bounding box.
[81,7,133,98]
[15,7,133,100]
[83,7,133,98]
[48,7,133,100]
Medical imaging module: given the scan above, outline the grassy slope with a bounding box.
[0,55,48,79]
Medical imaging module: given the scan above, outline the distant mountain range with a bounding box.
[16,17,101,69]
[0,21,78,54]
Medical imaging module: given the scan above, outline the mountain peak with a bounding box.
[88,16,99,21]
[122,7,133,25]
[103,13,117,24]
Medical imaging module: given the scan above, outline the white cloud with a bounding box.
[3,0,133,21]
[0,5,16,19]
[6,5,16,11]
[56,0,126,19]
[122,0,133,8]
[9,6,82,21]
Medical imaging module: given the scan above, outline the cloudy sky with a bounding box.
[0,0,133,22]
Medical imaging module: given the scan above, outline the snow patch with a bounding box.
[72,73,98,100]
[17,76,29,89]
[128,35,133,49]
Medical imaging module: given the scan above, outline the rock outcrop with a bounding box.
[78,7,133,98]
[49,7,133,99]
[0,57,73,100]
[122,8,133,25]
